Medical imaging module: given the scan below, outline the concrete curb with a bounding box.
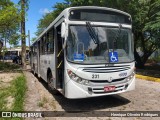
[136,74,160,82]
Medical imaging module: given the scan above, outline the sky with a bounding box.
[11,0,64,46]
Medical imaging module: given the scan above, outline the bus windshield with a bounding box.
[66,25,134,64]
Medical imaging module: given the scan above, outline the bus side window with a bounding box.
[52,28,54,53]
[44,35,47,54]
[40,37,44,55]
[47,28,54,54]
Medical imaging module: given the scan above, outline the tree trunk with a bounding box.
[134,49,154,69]
[134,49,145,69]
[21,0,26,69]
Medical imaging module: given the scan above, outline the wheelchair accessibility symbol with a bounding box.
[109,52,118,62]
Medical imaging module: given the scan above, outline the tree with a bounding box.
[31,37,36,43]
[127,0,160,68]
[69,0,160,68]
[0,0,20,49]
[19,0,29,69]
[35,0,160,68]
[36,12,56,36]
[36,0,70,37]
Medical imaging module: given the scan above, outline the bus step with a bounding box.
[57,88,63,94]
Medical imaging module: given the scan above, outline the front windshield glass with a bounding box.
[66,25,134,64]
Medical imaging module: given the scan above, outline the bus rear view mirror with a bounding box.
[61,22,66,38]
[61,22,67,49]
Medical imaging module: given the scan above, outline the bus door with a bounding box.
[55,24,64,90]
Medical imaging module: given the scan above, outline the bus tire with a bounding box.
[47,72,59,95]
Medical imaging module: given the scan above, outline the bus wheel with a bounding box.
[47,72,59,95]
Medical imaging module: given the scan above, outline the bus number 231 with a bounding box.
[92,74,99,79]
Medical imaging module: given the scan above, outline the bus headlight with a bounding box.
[126,71,135,82]
[67,69,89,85]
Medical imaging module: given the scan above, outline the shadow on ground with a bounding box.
[34,72,131,112]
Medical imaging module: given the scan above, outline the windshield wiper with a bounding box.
[86,21,99,44]
[113,24,122,51]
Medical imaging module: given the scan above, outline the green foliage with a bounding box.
[12,75,27,111]
[9,33,20,45]
[36,12,56,36]
[0,0,21,47]
[35,0,160,68]
[128,0,160,67]
[0,61,20,71]
[18,0,30,11]
[36,0,70,36]
[0,73,26,119]
[1,47,7,56]
[149,56,160,63]
[31,37,36,42]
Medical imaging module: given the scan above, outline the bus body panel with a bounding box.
[30,6,135,99]
[65,76,135,99]
[65,77,135,99]
[64,60,135,98]
[39,54,55,82]
[32,55,38,73]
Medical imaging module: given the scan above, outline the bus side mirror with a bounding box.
[61,22,68,49]
[61,22,66,38]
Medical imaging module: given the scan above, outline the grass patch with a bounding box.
[0,61,20,71]
[11,75,27,111]
[37,96,48,108]
[0,74,27,120]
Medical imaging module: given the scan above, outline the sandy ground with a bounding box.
[0,72,21,89]
[0,72,21,110]
[23,69,160,120]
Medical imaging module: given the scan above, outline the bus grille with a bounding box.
[82,65,130,73]
[90,78,125,83]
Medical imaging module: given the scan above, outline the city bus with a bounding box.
[30,6,135,99]
[0,47,29,62]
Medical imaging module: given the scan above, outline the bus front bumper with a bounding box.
[64,76,135,99]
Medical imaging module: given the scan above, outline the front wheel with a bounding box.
[47,72,59,95]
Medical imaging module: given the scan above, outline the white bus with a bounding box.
[30,6,135,99]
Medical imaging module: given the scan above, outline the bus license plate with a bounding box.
[104,86,115,92]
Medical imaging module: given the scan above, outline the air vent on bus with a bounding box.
[82,65,130,73]
[90,78,125,83]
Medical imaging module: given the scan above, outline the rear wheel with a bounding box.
[47,72,59,95]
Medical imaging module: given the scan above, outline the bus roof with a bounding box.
[32,6,131,45]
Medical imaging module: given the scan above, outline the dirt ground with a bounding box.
[0,72,21,89]
[23,69,160,120]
